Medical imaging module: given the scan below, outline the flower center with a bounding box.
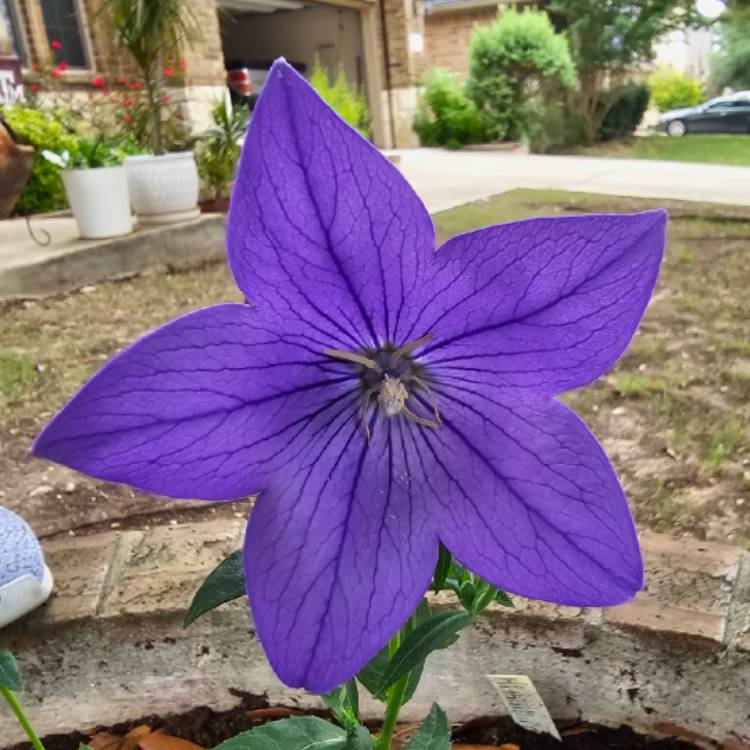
[323,335,441,439]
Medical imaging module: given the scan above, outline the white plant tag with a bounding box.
[487,674,562,741]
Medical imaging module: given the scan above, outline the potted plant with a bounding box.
[42,137,134,239]
[104,0,202,225]
[196,93,249,212]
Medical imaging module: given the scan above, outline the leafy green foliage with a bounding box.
[310,62,370,137]
[343,726,371,750]
[467,8,574,141]
[647,68,702,112]
[712,19,750,90]
[196,97,249,200]
[542,0,702,142]
[42,136,140,170]
[599,82,650,140]
[213,716,347,750]
[0,651,22,692]
[403,705,451,750]
[413,68,485,148]
[322,680,360,730]
[377,611,472,695]
[184,549,245,626]
[3,105,78,213]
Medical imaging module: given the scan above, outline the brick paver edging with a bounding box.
[1,520,749,746]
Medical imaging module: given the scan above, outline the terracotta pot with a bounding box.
[0,119,33,218]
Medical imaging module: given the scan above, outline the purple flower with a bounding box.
[33,60,665,693]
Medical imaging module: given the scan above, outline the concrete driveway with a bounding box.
[391,148,750,212]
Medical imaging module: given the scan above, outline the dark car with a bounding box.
[659,95,750,136]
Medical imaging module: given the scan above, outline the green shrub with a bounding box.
[3,105,78,214]
[413,68,485,148]
[196,96,249,200]
[647,67,703,112]
[467,8,575,141]
[310,62,370,137]
[598,82,650,140]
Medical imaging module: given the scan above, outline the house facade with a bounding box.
[0,0,502,147]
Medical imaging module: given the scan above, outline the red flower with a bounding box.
[31,83,41,92]
[163,65,175,78]
[57,61,68,71]
[129,81,143,91]
[32,64,41,72]
[92,76,105,87]
[51,70,61,78]
[122,113,132,123]
[123,98,133,107]
[161,94,169,104]
[116,77,128,85]
[50,40,62,50]
[102,89,110,96]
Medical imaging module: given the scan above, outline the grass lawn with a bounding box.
[570,134,750,167]
[2,188,749,543]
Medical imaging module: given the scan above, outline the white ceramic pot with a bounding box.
[124,151,200,225]
[61,166,132,239]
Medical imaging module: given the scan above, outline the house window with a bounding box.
[39,0,88,68]
[0,0,26,64]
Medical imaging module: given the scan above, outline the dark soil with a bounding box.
[4,700,706,750]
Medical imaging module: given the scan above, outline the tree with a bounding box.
[712,1,750,91]
[467,9,575,141]
[542,0,703,142]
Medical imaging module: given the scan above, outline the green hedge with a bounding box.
[413,69,485,148]
[3,106,78,215]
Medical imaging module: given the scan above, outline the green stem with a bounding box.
[1,688,46,750]
[378,614,415,750]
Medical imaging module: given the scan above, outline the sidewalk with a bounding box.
[391,149,750,212]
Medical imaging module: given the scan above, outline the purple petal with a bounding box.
[244,416,438,693]
[413,211,666,397]
[411,388,642,606]
[33,304,356,500]
[227,60,434,350]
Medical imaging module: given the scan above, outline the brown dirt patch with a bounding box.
[1,189,748,545]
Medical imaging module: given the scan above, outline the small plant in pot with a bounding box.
[103,0,202,225]
[41,137,138,239]
[196,93,249,212]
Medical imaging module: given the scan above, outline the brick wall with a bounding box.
[424,6,496,78]
[15,0,222,86]
[181,0,225,87]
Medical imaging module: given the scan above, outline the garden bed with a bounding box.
[4,701,706,750]
[1,189,748,544]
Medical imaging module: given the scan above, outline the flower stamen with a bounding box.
[323,336,440,441]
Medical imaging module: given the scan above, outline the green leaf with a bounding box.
[494,589,514,607]
[213,717,347,750]
[400,599,432,706]
[403,704,451,750]
[356,647,389,700]
[184,550,245,626]
[0,651,22,692]
[458,581,476,611]
[432,544,453,593]
[345,679,359,721]
[79,745,96,750]
[344,725,372,750]
[378,611,471,695]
